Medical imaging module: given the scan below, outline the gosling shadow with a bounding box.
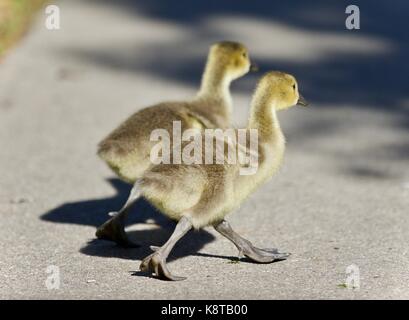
[81,228,215,263]
[41,178,216,263]
[193,252,289,264]
[40,178,169,227]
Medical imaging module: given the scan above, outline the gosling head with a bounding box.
[258,71,308,110]
[208,41,255,80]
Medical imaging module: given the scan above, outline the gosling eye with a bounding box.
[242,52,247,58]
[292,84,296,90]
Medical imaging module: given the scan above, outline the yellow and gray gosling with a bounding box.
[105,71,308,280]
[96,41,255,247]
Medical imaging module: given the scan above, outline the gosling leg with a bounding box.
[95,181,141,247]
[140,216,192,281]
[214,220,290,263]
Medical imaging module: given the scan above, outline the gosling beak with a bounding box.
[297,94,308,106]
[250,62,259,72]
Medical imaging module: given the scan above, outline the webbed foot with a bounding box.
[214,220,290,263]
[238,241,290,263]
[140,248,186,281]
[95,212,139,248]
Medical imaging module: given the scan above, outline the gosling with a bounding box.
[96,41,255,247]
[106,71,308,280]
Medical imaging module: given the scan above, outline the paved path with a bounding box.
[0,0,408,299]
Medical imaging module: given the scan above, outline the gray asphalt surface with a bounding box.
[0,0,408,299]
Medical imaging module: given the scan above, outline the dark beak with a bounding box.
[249,62,259,72]
[297,94,308,106]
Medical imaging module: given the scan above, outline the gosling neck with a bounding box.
[196,61,232,110]
[248,91,283,143]
[234,92,285,201]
